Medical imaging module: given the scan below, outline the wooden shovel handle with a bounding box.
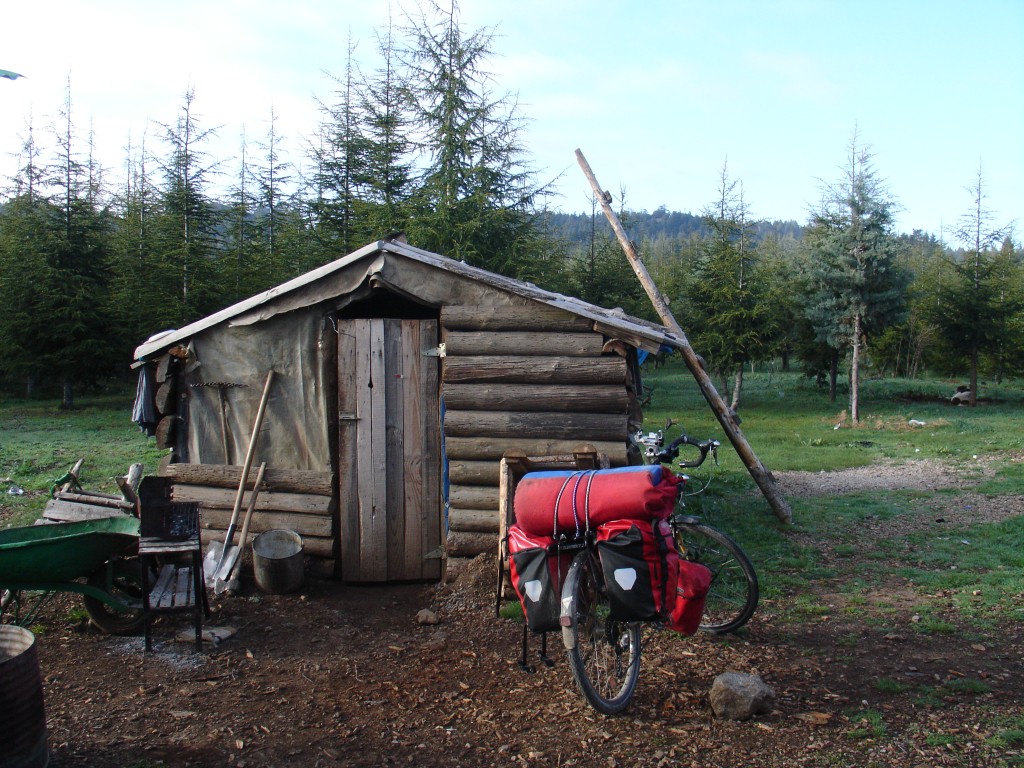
[234,462,266,558]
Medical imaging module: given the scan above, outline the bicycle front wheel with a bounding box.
[560,550,641,715]
[675,523,758,634]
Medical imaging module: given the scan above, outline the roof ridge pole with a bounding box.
[575,148,793,524]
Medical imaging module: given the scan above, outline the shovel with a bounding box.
[215,461,266,594]
[203,371,274,588]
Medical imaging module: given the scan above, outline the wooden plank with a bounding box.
[449,484,500,511]
[441,304,592,332]
[170,485,331,515]
[442,355,625,384]
[359,318,388,581]
[441,331,605,357]
[43,500,129,523]
[444,437,627,465]
[498,458,514,595]
[338,319,359,580]
[396,320,420,580]
[159,464,333,495]
[199,507,333,538]
[419,319,442,580]
[444,410,626,442]
[448,507,499,533]
[441,383,628,413]
[151,565,177,608]
[385,319,407,581]
[173,568,190,608]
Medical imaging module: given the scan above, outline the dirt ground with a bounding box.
[6,459,1023,768]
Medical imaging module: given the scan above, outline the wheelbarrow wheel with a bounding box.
[84,559,146,635]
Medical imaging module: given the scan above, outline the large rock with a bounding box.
[709,672,775,721]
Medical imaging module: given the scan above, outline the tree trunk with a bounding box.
[829,349,839,402]
[730,364,743,412]
[575,148,793,525]
[969,344,979,407]
[850,315,862,424]
[61,377,74,410]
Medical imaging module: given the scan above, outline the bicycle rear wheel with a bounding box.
[674,522,758,634]
[560,550,641,715]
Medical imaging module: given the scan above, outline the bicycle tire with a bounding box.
[674,522,758,634]
[560,550,641,715]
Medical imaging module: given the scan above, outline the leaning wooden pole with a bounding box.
[575,148,793,524]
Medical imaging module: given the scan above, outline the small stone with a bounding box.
[416,608,440,625]
[709,672,775,721]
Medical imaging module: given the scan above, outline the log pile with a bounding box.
[159,463,336,566]
[151,347,190,452]
[440,304,638,565]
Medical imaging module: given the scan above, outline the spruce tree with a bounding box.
[151,87,224,326]
[684,163,777,410]
[929,166,1019,402]
[402,0,547,278]
[803,131,907,423]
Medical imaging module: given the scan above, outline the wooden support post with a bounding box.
[575,148,793,524]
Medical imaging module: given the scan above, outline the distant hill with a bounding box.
[539,206,804,244]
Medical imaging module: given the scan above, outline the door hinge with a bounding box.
[423,342,446,358]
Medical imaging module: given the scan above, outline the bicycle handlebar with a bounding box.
[654,434,719,468]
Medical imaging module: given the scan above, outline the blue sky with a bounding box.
[2,0,1021,238]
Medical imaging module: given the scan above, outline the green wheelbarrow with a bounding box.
[0,516,145,634]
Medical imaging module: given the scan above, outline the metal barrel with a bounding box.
[0,626,49,768]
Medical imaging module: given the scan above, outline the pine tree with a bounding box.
[402,0,547,278]
[309,36,374,259]
[803,131,907,423]
[151,86,224,325]
[359,15,416,239]
[684,163,777,410]
[929,165,1019,401]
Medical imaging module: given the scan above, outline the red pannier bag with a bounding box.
[506,524,573,633]
[513,466,681,537]
[661,547,712,635]
[595,518,668,622]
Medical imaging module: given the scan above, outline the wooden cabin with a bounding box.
[132,240,685,582]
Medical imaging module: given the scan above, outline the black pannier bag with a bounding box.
[595,518,665,622]
[507,525,571,633]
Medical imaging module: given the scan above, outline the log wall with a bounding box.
[160,463,336,565]
[441,303,639,561]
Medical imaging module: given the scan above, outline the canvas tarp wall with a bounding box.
[184,310,331,471]
[171,249,545,473]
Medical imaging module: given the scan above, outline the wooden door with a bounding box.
[337,318,441,582]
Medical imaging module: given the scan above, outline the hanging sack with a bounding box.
[662,548,712,635]
[595,518,666,622]
[507,524,572,633]
[513,466,680,537]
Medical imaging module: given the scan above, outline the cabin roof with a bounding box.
[134,240,683,360]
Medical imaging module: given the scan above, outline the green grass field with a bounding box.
[637,358,1024,629]
[3,363,1022,628]
[0,391,166,527]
